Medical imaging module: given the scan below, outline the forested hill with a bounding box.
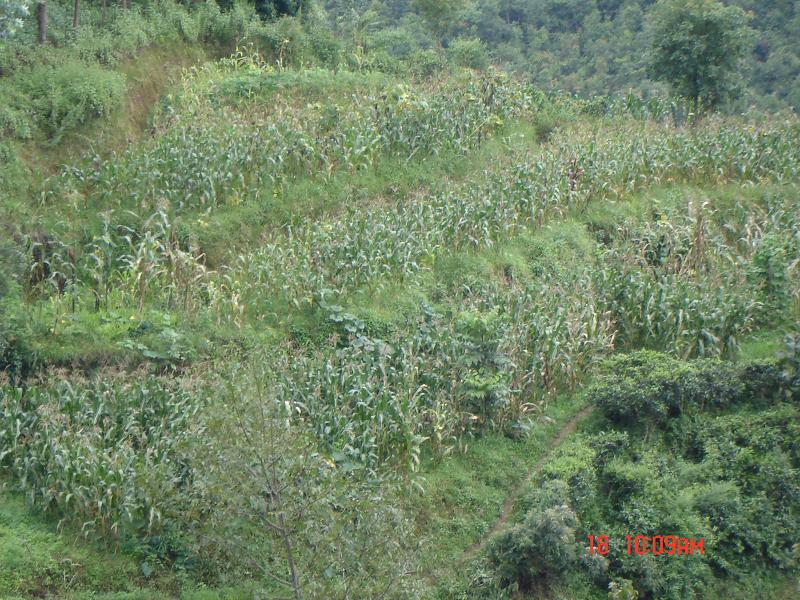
[324,0,800,111]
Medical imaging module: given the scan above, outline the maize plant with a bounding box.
[217,119,800,319]
[43,70,539,214]
[0,379,202,538]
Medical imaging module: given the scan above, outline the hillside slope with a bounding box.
[1,2,800,599]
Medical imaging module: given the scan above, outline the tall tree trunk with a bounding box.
[37,1,48,44]
[122,0,127,9]
[101,0,107,25]
[73,0,80,28]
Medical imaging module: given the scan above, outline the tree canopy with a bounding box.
[0,0,29,38]
[648,0,752,112]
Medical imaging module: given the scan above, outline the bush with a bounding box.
[0,246,35,381]
[307,26,342,69]
[364,48,403,75]
[74,26,118,66]
[408,48,445,78]
[0,141,28,194]
[0,88,32,138]
[19,60,126,141]
[587,351,782,428]
[0,301,36,382]
[179,12,201,43]
[246,16,310,68]
[448,37,489,70]
[111,8,153,55]
[489,503,583,592]
[521,353,800,598]
[489,480,608,594]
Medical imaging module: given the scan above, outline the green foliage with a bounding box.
[0,379,202,540]
[0,491,150,598]
[185,359,418,598]
[2,8,800,595]
[367,28,419,60]
[448,37,489,70]
[587,351,780,428]
[407,47,444,78]
[608,578,639,600]
[780,324,800,397]
[338,1,800,112]
[648,0,752,111]
[489,504,583,592]
[0,0,27,39]
[0,244,35,381]
[49,69,530,212]
[18,60,125,141]
[412,0,462,42]
[456,309,512,428]
[748,232,792,317]
[0,296,36,382]
[496,355,799,599]
[488,480,607,593]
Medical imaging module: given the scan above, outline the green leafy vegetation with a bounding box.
[2,1,800,598]
[482,350,799,599]
[648,0,752,113]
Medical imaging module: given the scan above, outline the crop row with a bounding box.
[221,120,800,316]
[25,120,800,332]
[255,186,798,471]
[45,72,543,212]
[0,380,200,537]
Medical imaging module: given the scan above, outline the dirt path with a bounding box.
[459,404,595,564]
[421,403,595,590]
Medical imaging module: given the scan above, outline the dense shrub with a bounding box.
[245,15,310,67]
[0,89,32,138]
[0,246,35,381]
[19,60,126,140]
[505,354,800,599]
[408,48,445,78]
[367,28,419,60]
[0,303,36,382]
[307,25,342,69]
[587,351,782,428]
[448,37,489,70]
[488,480,607,593]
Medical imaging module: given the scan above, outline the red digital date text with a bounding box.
[587,535,704,556]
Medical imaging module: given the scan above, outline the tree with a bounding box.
[190,357,417,599]
[412,0,461,46]
[648,0,752,114]
[0,0,29,38]
[36,0,46,43]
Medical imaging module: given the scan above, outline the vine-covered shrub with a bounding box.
[488,480,607,594]
[490,353,799,599]
[587,351,783,428]
[448,37,490,70]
